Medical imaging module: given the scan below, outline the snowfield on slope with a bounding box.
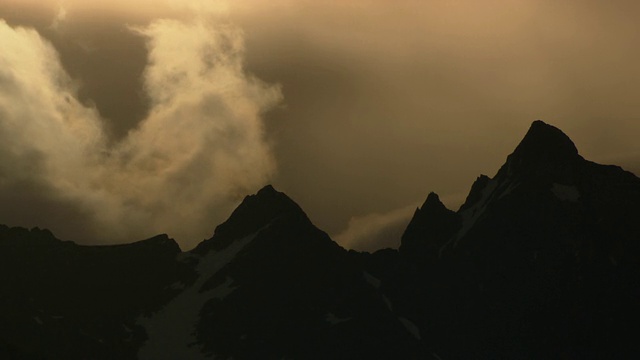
[137,231,260,360]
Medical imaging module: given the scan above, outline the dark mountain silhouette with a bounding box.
[399,192,461,261]
[1,120,638,359]
[0,227,192,359]
[392,120,640,358]
[184,185,423,359]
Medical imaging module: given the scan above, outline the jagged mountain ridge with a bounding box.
[1,120,638,359]
[402,120,640,259]
[1,188,426,359]
[140,185,424,359]
[395,120,640,358]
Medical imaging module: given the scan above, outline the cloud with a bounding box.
[50,5,67,31]
[0,17,282,249]
[333,205,416,252]
[332,190,467,252]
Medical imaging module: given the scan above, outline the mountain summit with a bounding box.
[513,120,579,160]
[194,185,308,253]
[399,192,460,260]
[496,120,581,179]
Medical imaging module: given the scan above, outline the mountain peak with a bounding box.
[216,185,305,237]
[256,184,277,196]
[497,120,580,178]
[422,192,445,210]
[516,120,579,160]
[399,191,460,259]
[193,185,308,253]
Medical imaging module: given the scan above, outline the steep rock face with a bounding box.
[399,192,461,261]
[393,120,640,359]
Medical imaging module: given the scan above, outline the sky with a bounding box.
[0,0,639,251]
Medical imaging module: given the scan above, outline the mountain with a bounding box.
[0,187,426,359]
[0,226,191,359]
[0,120,638,359]
[138,185,424,359]
[392,120,640,358]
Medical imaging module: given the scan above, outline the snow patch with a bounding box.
[440,179,498,255]
[362,271,381,289]
[325,312,352,325]
[209,277,238,301]
[168,281,186,291]
[398,317,421,340]
[551,183,580,202]
[177,252,198,262]
[382,295,394,312]
[137,231,259,360]
[498,181,519,199]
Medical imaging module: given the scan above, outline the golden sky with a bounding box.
[1,0,639,250]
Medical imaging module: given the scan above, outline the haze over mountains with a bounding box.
[1,121,639,359]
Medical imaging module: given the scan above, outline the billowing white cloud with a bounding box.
[0,17,282,249]
[0,20,105,195]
